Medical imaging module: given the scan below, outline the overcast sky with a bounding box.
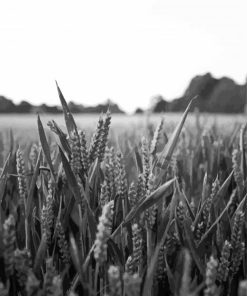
[0,0,247,112]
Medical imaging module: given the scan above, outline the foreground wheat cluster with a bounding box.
[0,87,247,296]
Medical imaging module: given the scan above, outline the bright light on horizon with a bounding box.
[0,0,247,113]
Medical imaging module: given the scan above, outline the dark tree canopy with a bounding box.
[0,73,246,114]
[0,96,125,114]
[150,73,247,113]
[135,107,144,114]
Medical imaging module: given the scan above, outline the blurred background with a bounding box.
[0,0,247,115]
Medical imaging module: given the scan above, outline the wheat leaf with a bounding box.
[214,170,234,207]
[240,123,247,180]
[156,96,197,170]
[48,119,71,155]
[59,146,81,203]
[181,190,195,221]
[0,153,10,205]
[183,218,205,275]
[198,194,237,248]
[37,115,56,181]
[33,234,47,274]
[70,233,84,286]
[26,149,41,220]
[55,81,78,137]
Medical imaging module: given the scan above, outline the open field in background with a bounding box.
[0,112,245,168]
[0,112,246,129]
[0,112,245,140]
[0,90,247,296]
[0,112,241,165]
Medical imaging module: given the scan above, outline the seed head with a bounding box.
[123,272,141,296]
[98,110,111,162]
[131,223,143,271]
[16,148,27,207]
[94,201,114,265]
[204,256,219,296]
[79,130,89,172]
[88,115,104,165]
[56,221,70,265]
[3,215,16,277]
[232,149,244,198]
[231,242,245,275]
[108,265,122,296]
[150,118,164,155]
[238,280,247,296]
[14,248,31,287]
[141,137,151,189]
[217,240,231,282]
[70,132,82,175]
[231,211,244,251]
[41,187,54,245]
[99,181,110,208]
[128,182,137,208]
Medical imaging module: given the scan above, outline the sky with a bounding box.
[0,0,247,113]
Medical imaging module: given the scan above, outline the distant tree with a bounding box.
[167,73,245,113]
[68,101,84,113]
[0,96,16,113]
[83,100,125,114]
[135,108,144,114]
[0,73,246,114]
[150,95,168,113]
[103,99,125,113]
[31,104,62,113]
[16,101,32,113]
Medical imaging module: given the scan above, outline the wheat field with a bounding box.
[0,86,246,296]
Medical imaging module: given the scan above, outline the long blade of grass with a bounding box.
[59,147,97,238]
[26,149,41,220]
[198,194,236,249]
[240,123,247,278]
[240,123,247,180]
[56,81,78,137]
[37,115,56,181]
[183,218,205,275]
[48,119,71,155]
[228,122,241,149]
[86,201,97,241]
[59,146,81,203]
[88,158,100,186]
[156,96,197,170]
[33,234,47,275]
[9,128,14,155]
[0,153,10,205]
[70,233,84,287]
[214,170,234,206]
[193,171,233,228]
[201,172,208,206]
[164,255,176,294]
[134,147,143,174]
[0,153,10,231]
[181,190,195,221]
[192,199,209,228]
[157,183,180,241]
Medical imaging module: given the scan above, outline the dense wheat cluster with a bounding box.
[0,85,246,296]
